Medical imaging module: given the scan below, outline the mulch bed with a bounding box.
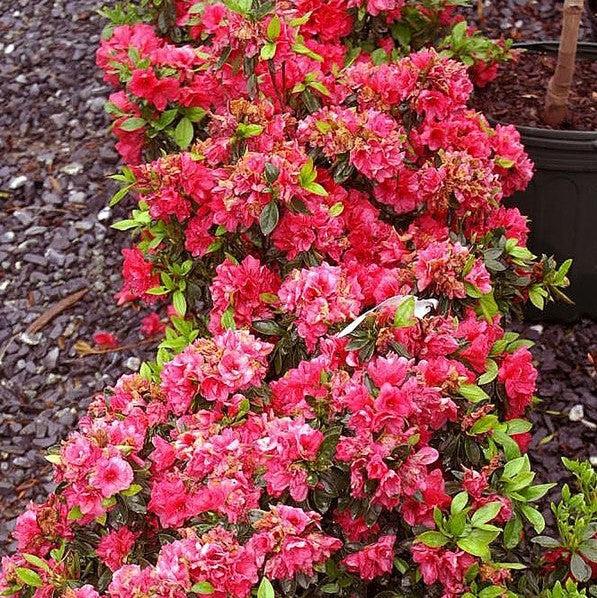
[522,321,596,500]
[465,0,596,42]
[472,50,597,131]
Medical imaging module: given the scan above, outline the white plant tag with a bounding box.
[336,295,438,339]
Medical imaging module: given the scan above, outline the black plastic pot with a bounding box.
[490,41,597,321]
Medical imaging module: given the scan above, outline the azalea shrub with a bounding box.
[1,1,594,598]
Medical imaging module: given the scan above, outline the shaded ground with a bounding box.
[0,0,595,555]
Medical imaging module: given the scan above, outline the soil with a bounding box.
[465,0,596,42]
[472,50,597,131]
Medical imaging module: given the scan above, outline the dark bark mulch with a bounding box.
[472,50,597,131]
[523,321,597,487]
[465,0,596,43]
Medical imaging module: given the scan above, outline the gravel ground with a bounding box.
[0,0,595,556]
[0,0,156,553]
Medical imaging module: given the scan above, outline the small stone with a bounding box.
[590,456,597,467]
[74,219,94,232]
[568,404,584,422]
[97,206,111,221]
[125,356,141,372]
[61,162,83,176]
[23,253,47,267]
[13,210,33,226]
[0,231,15,243]
[20,332,42,347]
[44,348,60,370]
[45,248,65,267]
[24,226,47,237]
[9,175,28,190]
[4,43,15,55]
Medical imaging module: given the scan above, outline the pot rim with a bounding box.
[484,40,597,139]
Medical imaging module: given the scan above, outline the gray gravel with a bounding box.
[0,0,156,554]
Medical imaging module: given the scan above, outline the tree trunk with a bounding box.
[544,0,585,127]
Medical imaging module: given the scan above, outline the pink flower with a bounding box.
[342,535,396,580]
[279,263,363,352]
[208,256,280,334]
[97,527,137,571]
[90,455,134,498]
[140,313,166,337]
[498,348,537,418]
[128,68,180,111]
[117,248,160,305]
[73,585,101,598]
[465,261,492,295]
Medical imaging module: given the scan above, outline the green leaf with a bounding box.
[503,515,523,549]
[580,541,597,562]
[457,536,491,561]
[531,535,561,548]
[22,555,51,573]
[45,453,62,465]
[555,258,573,284]
[236,123,264,138]
[320,583,339,594]
[478,359,498,385]
[252,320,285,336]
[505,419,533,435]
[153,108,178,130]
[521,504,545,534]
[191,581,215,595]
[502,455,529,480]
[417,531,449,548]
[121,484,142,497]
[393,296,416,328]
[120,117,146,131]
[259,292,279,304]
[224,0,252,14]
[309,81,330,96]
[459,384,490,403]
[471,502,502,526]
[304,181,328,196]
[221,307,236,330]
[259,200,279,235]
[109,184,132,207]
[292,41,323,62]
[570,553,591,583]
[257,577,275,598]
[267,15,281,40]
[392,22,411,49]
[264,163,280,184]
[186,107,207,123]
[451,491,469,515]
[67,505,83,521]
[470,415,499,435]
[260,41,277,61]
[172,290,187,317]
[15,568,43,588]
[478,291,499,322]
[493,430,521,460]
[174,117,194,149]
[111,219,140,231]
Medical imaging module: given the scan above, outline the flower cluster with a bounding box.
[0,1,582,598]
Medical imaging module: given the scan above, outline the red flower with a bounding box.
[92,331,120,349]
